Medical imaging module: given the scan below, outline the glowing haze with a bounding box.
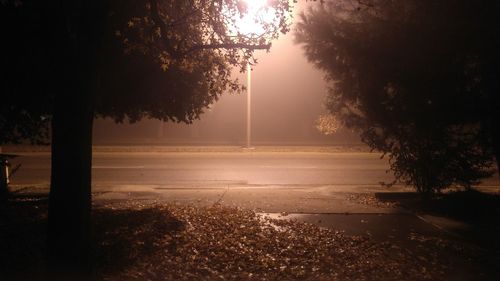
[94,1,361,146]
[235,0,275,36]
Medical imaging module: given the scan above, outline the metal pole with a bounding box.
[246,64,252,148]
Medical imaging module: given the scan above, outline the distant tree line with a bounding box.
[296,0,500,196]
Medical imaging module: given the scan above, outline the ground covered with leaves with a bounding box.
[0,195,497,281]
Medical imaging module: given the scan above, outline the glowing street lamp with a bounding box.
[234,0,273,148]
[235,0,274,36]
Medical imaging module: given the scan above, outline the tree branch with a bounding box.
[189,42,271,52]
[149,0,271,56]
[149,0,177,55]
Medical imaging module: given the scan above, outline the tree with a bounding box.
[315,113,342,135]
[0,1,52,145]
[295,0,498,196]
[1,0,291,277]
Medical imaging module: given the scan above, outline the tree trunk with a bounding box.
[45,1,102,278]
[48,87,94,279]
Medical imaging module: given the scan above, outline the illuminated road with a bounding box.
[9,152,395,186]
[9,151,500,188]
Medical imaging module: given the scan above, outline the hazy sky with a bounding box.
[93,2,360,145]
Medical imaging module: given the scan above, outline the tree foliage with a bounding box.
[95,0,292,124]
[0,1,52,144]
[315,113,342,135]
[295,0,499,194]
[1,0,293,134]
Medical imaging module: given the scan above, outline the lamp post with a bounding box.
[246,63,252,148]
[233,0,272,148]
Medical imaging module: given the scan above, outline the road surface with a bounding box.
[7,149,500,218]
[9,151,396,186]
[8,151,500,191]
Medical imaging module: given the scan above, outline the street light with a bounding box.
[246,63,252,148]
[235,0,273,148]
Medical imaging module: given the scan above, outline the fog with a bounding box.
[93,2,360,146]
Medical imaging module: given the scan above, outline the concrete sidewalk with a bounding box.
[90,184,497,250]
[93,184,406,213]
[13,182,499,254]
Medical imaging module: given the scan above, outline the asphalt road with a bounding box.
[9,151,500,189]
[9,152,396,187]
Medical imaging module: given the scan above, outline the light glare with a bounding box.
[236,0,274,36]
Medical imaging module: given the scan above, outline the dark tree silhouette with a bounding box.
[295,0,499,195]
[1,0,291,277]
